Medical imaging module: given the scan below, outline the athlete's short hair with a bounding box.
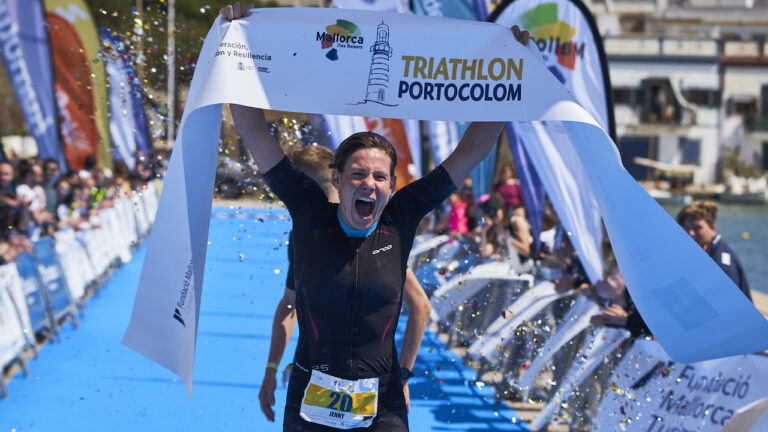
[676,200,718,227]
[332,132,397,177]
[285,145,335,198]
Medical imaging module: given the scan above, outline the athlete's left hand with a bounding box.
[403,381,411,413]
[510,25,530,45]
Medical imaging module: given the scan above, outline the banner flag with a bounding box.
[492,0,614,283]
[46,12,100,171]
[101,28,138,170]
[594,341,768,432]
[45,0,112,169]
[122,8,768,394]
[492,0,614,133]
[516,121,604,282]
[0,0,65,169]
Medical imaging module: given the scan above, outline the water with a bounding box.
[662,203,768,294]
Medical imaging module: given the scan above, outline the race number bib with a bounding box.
[300,370,379,429]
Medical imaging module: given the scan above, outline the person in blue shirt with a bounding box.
[677,200,752,303]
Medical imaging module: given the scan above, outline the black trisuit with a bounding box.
[263,156,455,431]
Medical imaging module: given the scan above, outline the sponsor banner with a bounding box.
[101,29,138,170]
[122,8,768,394]
[46,0,112,169]
[594,340,768,432]
[47,12,99,170]
[0,0,65,169]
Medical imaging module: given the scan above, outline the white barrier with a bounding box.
[0,265,29,369]
[467,281,571,361]
[430,261,534,321]
[54,228,94,301]
[0,181,161,399]
[408,234,451,268]
[530,327,630,430]
[514,295,600,400]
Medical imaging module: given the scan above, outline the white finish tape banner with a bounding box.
[121,7,768,395]
[594,340,768,432]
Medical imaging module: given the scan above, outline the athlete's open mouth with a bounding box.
[355,197,375,218]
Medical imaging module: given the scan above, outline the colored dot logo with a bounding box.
[520,3,584,73]
[317,19,363,61]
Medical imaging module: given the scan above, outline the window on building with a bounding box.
[613,88,634,105]
[727,97,757,116]
[761,84,768,116]
[684,89,721,107]
[679,137,701,165]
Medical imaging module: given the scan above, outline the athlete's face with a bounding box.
[682,216,717,249]
[333,148,395,230]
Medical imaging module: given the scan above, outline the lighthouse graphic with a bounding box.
[363,21,397,106]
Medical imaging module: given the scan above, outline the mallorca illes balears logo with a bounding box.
[520,3,585,84]
[317,19,365,61]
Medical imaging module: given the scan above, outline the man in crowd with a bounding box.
[677,199,752,302]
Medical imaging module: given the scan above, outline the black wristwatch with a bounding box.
[399,367,415,382]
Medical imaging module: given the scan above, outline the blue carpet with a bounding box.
[0,207,528,431]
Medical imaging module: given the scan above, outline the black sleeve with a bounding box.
[735,259,752,302]
[388,164,456,230]
[261,156,327,217]
[285,231,294,291]
[715,245,753,303]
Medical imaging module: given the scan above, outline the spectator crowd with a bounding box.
[0,153,167,265]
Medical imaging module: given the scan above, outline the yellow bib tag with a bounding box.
[300,370,379,429]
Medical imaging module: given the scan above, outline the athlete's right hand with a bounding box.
[219,2,254,21]
[259,370,278,422]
